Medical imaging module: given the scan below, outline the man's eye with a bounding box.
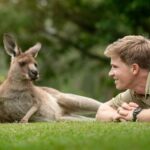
[112,65,118,68]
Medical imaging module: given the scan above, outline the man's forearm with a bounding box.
[96,104,119,122]
[136,109,150,122]
[96,111,114,122]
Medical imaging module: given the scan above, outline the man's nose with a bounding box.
[108,69,114,77]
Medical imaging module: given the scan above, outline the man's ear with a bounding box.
[131,63,140,75]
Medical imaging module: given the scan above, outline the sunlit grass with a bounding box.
[0,122,149,150]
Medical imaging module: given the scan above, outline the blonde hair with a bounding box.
[104,35,150,70]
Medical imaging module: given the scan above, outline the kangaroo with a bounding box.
[0,33,101,123]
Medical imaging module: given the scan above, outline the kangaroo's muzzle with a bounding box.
[28,69,39,80]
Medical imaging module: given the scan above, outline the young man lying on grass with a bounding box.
[96,35,150,122]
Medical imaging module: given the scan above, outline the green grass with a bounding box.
[0,122,149,150]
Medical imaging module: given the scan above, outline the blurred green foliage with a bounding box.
[0,0,149,101]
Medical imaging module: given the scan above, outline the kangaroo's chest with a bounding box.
[2,91,34,109]
[0,90,34,122]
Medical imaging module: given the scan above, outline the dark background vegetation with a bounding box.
[0,0,149,102]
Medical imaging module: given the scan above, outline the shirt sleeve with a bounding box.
[108,89,133,109]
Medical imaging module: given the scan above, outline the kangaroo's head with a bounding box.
[3,33,41,81]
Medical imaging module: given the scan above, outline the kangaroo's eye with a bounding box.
[34,63,38,67]
[19,61,26,67]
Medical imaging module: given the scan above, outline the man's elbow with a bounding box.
[95,104,114,122]
[96,113,102,121]
[95,106,104,121]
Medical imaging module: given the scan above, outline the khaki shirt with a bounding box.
[109,72,150,109]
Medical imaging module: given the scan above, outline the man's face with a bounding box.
[109,57,135,90]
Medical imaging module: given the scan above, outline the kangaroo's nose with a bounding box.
[29,69,39,80]
[31,70,38,76]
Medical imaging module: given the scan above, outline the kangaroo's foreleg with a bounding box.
[20,105,38,123]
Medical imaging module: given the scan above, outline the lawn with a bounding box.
[0,121,149,150]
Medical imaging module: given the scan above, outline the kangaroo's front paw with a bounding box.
[20,118,28,123]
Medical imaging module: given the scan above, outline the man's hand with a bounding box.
[96,102,139,122]
[117,102,139,121]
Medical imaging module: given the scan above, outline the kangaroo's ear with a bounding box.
[3,33,21,57]
[25,43,41,58]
